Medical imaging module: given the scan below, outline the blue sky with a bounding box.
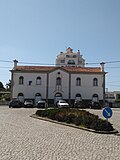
[0,0,120,91]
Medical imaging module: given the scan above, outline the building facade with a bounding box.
[105,89,120,107]
[10,48,106,107]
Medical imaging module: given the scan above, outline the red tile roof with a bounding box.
[15,66,102,73]
[16,66,55,72]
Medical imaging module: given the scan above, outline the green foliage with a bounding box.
[0,81,5,91]
[0,93,10,101]
[36,109,60,120]
[115,99,120,103]
[35,108,114,131]
[5,80,12,91]
[0,80,11,101]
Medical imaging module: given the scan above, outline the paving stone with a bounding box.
[0,106,120,160]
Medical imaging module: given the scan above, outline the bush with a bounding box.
[36,109,59,120]
[55,113,66,122]
[73,116,82,126]
[89,119,113,131]
[35,108,114,131]
[64,114,76,124]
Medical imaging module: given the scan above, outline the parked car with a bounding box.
[24,100,33,108]
[90,102,101,109]
[37,100,48,108]
[9,100,24,108]
[57,100,69,108]
[74,100,84,108]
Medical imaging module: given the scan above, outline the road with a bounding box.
[0,106,120,160]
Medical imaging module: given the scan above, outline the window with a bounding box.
[68,60,75,65]
[61,60,65,63]
[36,77,41,85]
[73,55,76,58]
[75,93,82,101]
[35,93,41,97]
[19,76,24,85]
[56,77,61,85]
[76,77,81,86]
[66,55,70,58]
[18,93,24,96]
[93,78,98,86]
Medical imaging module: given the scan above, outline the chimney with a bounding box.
[106,88,108,93]
[77,50,80,54]
[100,62,105,72]
[13,59,18,70]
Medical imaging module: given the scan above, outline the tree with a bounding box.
[0,81,5,91]
[5,80,11,91]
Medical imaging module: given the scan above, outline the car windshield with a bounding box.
[38,101,45,103]
[25,100,33,103]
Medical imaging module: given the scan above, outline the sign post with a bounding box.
[102,106,113,128]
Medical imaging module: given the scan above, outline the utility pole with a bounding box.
[100,62,106,107]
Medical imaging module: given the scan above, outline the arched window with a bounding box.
[73,55,76,58]
[35,93,41,97]
[76,77,81,86]
[93,78,98,86]
[18,93,24,96]
[19,76,24,85]
[35,93,42,106]
[56,77,61,85]
[75,93,82,101]
[54,92,62,105]
[55,92,62,97]
[17,93,24,102]
[36,77,41,85]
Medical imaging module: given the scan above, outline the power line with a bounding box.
[105,61,120,64]
[1,59,120,66]
[86,62,100,65]
[107,81,120,83]
[18,61,56,66]
[0,60,12,63]
[107,84,120,87]
[0,67,11,69]
[106,67,120,69]
[86,60,120,65]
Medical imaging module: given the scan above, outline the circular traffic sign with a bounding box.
[103,107,113,119]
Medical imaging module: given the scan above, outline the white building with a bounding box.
[105,89,120,107]
[10,48,106,107]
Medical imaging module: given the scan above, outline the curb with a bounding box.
[30,114,119,134]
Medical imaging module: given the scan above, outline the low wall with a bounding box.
[0,101,10,105]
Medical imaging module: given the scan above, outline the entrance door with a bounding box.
[75,94,82,101]
[18,93,24,102]
[35,93,42,106]
[54,93,62,106]
[92,94,99,102]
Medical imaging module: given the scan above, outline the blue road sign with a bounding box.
[103,107,113,119]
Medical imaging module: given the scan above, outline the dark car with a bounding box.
[37,100,47,108]
[90,102,101,109]
[9,100,24,108]
[74,100,83,108]
[24,100,34,108]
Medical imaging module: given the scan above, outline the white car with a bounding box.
[57,100,69,108]
[24,100,33,107]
